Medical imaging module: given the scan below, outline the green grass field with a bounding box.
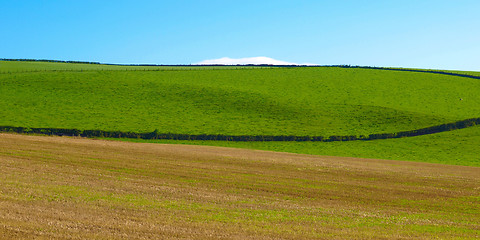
[1,60,480,166]
[1,61,480,136]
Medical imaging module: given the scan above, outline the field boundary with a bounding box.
[338,65,480,80]
[2,59,480,80]
[1,117,479,142]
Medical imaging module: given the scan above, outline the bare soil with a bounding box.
[0,133,479,239]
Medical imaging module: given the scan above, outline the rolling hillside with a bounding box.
[1,60,479,166]
[1,60,480,137]
[1,61,479,238]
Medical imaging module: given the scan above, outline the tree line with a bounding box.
[1,117,479,142]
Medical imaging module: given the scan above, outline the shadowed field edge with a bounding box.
[1,117,479,142]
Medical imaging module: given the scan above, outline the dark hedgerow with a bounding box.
[1,117,479,142]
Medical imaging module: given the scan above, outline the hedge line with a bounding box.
[337,65,480,80]
[3,59,480,80]
[1,118,479,142]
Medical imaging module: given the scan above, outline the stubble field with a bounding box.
[1,133,479,239]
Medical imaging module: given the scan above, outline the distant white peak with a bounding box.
[196,57,315,66]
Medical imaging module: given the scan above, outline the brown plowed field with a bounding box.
[0,133,479,239]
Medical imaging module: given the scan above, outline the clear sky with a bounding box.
[1,0,479,70]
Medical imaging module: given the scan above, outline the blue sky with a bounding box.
[1,0,479,70]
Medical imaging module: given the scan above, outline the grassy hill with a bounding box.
[1,61,480,136]
[1,60,479,166]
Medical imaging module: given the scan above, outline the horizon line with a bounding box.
[1,58,478,72]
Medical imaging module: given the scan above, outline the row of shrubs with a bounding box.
[1,118,479,142]
[3,59,479,80]
[337,65,480,80]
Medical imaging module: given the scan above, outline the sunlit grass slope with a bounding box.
[1,61,479,136]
